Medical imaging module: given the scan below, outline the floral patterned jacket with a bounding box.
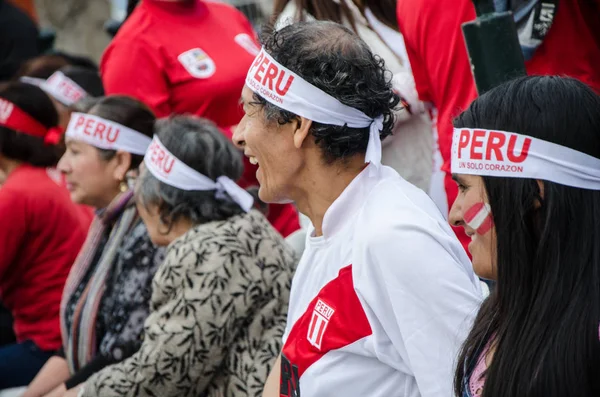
[82,210,297,397]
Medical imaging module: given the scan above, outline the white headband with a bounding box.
[19,76,45,87]
[65,112,152,155]
[144,135,254,212]
[451,128,600,190]
[246,48,383,173]
[40,71,88,106]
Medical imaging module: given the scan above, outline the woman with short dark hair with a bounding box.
[0,82,87,390]
[23,96,163,397]
[72,115,297,397]
[450,76,600,397]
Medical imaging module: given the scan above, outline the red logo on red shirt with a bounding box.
[307,299,335,350]
[178,48,216,79]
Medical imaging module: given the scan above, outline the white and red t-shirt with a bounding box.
[280,165,482,397]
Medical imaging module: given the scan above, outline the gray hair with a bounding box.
[135,116,252,228]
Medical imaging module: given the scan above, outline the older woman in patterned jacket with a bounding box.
[67,116,297,397]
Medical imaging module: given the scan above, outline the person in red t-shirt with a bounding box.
[0,82,87,389]
[396,0,600,252]
[101,0,300,237]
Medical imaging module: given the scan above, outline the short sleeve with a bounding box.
[354,215,482,397]
[100,37,172,117]
[0,189,27,277]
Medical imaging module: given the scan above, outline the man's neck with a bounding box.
[294,156,366,237]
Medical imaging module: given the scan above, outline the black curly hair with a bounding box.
[253,20,399,164]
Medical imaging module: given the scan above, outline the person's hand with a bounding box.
[41,384,66,397]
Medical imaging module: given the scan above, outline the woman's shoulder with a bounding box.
[167,210,297,267]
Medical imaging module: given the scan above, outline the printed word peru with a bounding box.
[248,51,294,105]
[456,129,532,173]
[307,299,335,350]
[72,115,120,143]
[147,140,175,176]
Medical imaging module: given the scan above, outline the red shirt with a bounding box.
[397,0,600,250]
[101,0,300,237]
[0,165,87,351]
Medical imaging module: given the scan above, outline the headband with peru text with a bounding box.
[246,48,384,174]
[0,98,62,144]
[65,113,152,155]
[22,71,88,106]
[451,128,600,190]
[144,136,254,212]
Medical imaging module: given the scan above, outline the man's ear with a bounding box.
[293,116,313,149]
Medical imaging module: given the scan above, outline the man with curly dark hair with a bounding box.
[233,20,483,397]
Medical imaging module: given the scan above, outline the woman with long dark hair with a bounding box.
[23,96,163,397]
[449,75,600,397]
[0,82,87,390]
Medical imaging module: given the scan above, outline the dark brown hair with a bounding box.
[87,95,155,170]
[0,82,62,166]
[272,0,398,32]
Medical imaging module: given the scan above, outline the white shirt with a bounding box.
[280,165,482,397]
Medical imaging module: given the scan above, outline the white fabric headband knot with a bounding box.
[144,135,254,212]
[65,112,152,155]
[451,128,600,190]
[245,47,384,175]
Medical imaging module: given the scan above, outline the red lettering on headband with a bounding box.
[94,122,106,139]
[254,57,269,83]
[485,131,506,161]
[275,70,294,96]
[470,130,485,160]
[251,52,295,97]
[458,129,531,163]
[149,142,175,175]
[83,118,94,136]
[263,63,278,91]
[507,135,531,163]
[74,115,85,130]
[457,129,470,158]
[251,52,264,71]
[106,127,119,143]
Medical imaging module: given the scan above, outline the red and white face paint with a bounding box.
[245,48,384,175]
[144,136,254,212]
[65,112,151,155]
[451,128,600,190]
[464,202,494,235]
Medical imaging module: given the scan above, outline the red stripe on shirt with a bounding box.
[280,265,372,396]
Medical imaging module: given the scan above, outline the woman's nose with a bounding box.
[448,199,464,227]
[57,154,70,174]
